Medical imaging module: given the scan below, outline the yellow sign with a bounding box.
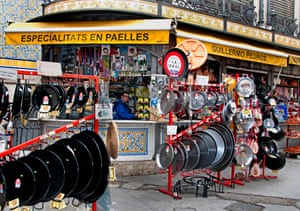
[289,54,300,66]
[0,58,36,69]
[6,31,170,45]
[206,43,286,66]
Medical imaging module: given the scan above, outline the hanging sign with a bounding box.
[163,48,188,79]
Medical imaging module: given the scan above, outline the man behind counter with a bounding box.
[113,91,137,120]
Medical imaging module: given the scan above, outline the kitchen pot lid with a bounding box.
[182,139,201,171]
[76,130,110,203]
[56,138,94,198]
[29,149,65,202]
[156,143,174,169]
[19,156,51,205]
[45,143,79,197]
[157,88,175,114]
[236,77,255,98]
[1,160,35,205]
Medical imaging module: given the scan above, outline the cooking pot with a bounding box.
[45,143,79,197]
[156,143,174,170]
[1,160,35,206]
[29,149,65,202]
[70,131,103,202]
[181,138,200,171]
[77,130,110,203]
[19,156,51,205]
[56,138,94,198]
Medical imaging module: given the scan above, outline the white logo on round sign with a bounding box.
[167,55,182,77]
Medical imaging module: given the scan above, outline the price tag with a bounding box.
[195,75,209,86]
[167,125,177,135]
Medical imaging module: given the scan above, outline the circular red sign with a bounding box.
[163,48,188,79]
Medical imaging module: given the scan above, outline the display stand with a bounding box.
[0,70,101,211]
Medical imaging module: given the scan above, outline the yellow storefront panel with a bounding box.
[289,54,300,66]
[177,30,288,67]
[5,19,171,45]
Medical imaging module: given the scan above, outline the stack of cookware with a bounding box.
[0,130,109,209]
[156,123,235,173]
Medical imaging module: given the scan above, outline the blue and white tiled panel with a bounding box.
[0,0,42,60]
[99,126,154,161]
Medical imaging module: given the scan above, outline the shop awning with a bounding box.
[176,30,288,67]
[288,54,300,66]
[5,19,172,45]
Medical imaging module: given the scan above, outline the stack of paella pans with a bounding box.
[0,130,109,208]
[156,123,235,173]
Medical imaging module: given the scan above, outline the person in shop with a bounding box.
[113,91,137,120]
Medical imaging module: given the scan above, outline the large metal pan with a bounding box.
[31,84,60,111]
[172,142,187,173]
[189,91,207,111]
[172,90,185,114]
[77,130,110,203]
[56,138,94,198]
[45,142,79,197]
[265,152,286,170]
[70,131,103,202]
[19,156,51,205]
[190,134,209,169]
[209,123,235,172]
[29,149,65,202]
[157,88,175,115]
[156,143,174,170]
[0,167,5,207]
[204,128,226,169]
[181,139,200,171]
[1,160,35,206]
[193,131,217,169]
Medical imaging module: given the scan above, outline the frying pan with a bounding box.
[0,167,5,207]
[204,128,226,169]
[0,84,9,120]
[54,85,66,112]
[86,86,98,104]
[31,85,60,111]
[74,86,88,107]
[172,90,185,114]
[193,131,217,169]
[206,91,218,107]
[19,156,51,205]
[12,82,23,116]
[56,137,94,198]
[181,139,200,171]
[1,159,35,206]
[157,88,174,115]
[156,143,174,169]
[190,134,209,169]
[77,130,110,203]
[172,142,188,173]
[209,123,235,171]
[265,152,286,170]
[22,82,32,114]
[45,143,79,197]
[29,149,65,202]
[70,131,103,202]
[189,91,207,111]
